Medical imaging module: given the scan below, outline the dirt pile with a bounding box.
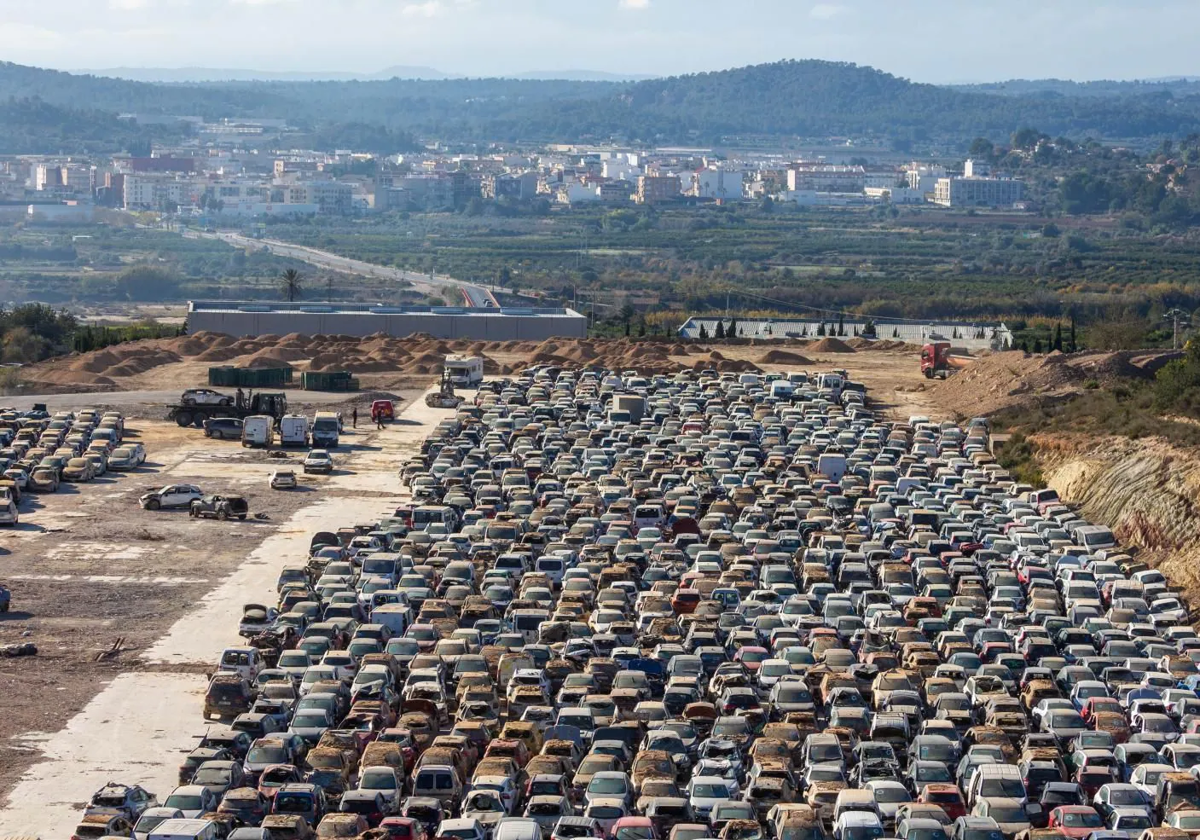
[759,349,813,366]
[808,337,855,353]
[932,350,1166,417]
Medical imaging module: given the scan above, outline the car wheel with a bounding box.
[217,509,228,521]
[220,399,232,407]
[238,515,247,521]
[145,498,160,511]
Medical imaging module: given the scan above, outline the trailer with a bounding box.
[166,392,288,428]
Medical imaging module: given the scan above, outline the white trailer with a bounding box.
[445,355,484,387]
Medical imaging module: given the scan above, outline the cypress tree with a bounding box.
[1053,323,1063,352]
[715,321,726,339]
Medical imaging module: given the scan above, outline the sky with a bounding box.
[2,0,1199,83]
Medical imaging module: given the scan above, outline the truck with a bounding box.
[312,411,341,448]
[920,341,975,379]
[445,355,484,388]
[167,391,287,429]
[279,415,309,447]
[241,415,274,448]
[609,394,646,425]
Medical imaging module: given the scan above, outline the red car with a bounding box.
[1081,697,1124,724]
[732,646,769,673]
[1048,806,1105,839]
[379,817,428,840]
[919,783,967,821]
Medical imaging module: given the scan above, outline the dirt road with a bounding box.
[0,389,437,836]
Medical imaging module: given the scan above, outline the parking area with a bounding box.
[0,391,424,821]
[3,366,1197,840]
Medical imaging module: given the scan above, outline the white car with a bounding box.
[303,450,333,475]
[181,389,233,407]
[270,470,298,489]
[140,484,203,510]
[0,491,18,527]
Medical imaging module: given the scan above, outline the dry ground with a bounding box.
[0,392,421,800]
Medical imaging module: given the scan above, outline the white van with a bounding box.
[817,453,847,482]
[967,764,1026,807]
[279,415,308,447]
[494,818,544,840]
[241,415,274,448]
[149,817,222,839]
[311,411,340,448]
[373,603,412,636]
[769,380,795,401]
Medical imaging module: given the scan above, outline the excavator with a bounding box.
[424,369,464,409]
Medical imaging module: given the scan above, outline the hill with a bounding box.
[8,59,1200,153]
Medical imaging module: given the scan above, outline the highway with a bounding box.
[183,229,499,307]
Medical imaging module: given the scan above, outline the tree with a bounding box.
[1033,337,1044,353]
[968,137,995,159]
[1053,322,1064,352]
[715,321,726,339]
[1070,319,1077,352]
[727,317,738,339]
[836,314,845,336]
[281,268,303,302]
[116,265,180,301]
[497,266,512,288]
[698,323,709,340]
[817,322,826,337]
[618,304,635,337]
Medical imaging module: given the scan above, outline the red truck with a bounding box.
[920,341,974,378]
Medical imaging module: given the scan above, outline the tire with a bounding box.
[219,399,232,407]
[193,414,206,429]
[189,505,198,517]
[217,509,228,521]
[177,411,193,427]
[145,498,160,511]
[238,515,247,521]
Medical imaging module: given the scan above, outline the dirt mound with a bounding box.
[759,349,813,366]
[932,350,1154,417]
[808,337,856,353]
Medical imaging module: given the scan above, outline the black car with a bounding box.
[204,418,244,440]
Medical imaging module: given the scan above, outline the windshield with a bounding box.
[246,745,288,764]
[165,794,202,810]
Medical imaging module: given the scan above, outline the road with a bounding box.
[0,388,445,838]
[184,230,498,307]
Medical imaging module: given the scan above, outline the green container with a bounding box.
[302,370,356,391]
[208,365,293,389]
[208,366,238,387]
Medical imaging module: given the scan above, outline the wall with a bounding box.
[188,309,587,340]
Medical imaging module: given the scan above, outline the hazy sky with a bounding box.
[3,0,1198,82]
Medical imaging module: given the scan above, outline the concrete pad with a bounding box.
[0,672,208,839]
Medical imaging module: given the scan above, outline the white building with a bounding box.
[692,168,744,201]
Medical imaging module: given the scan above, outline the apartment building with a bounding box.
[932,175,1024,208]
[636,174,682,205]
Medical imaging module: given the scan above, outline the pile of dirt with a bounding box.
[932,350,1159,417]
[808,337,856,353]
[759,349,814,366]
[21,330,930,390]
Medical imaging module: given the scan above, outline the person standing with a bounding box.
[352,407,358,428]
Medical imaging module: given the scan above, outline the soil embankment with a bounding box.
[1035,433,1200,607]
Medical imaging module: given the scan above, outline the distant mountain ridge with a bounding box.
[76,66,657,83]
[7,59,1200,153]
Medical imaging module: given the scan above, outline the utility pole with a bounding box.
[1164,308,1191,350]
